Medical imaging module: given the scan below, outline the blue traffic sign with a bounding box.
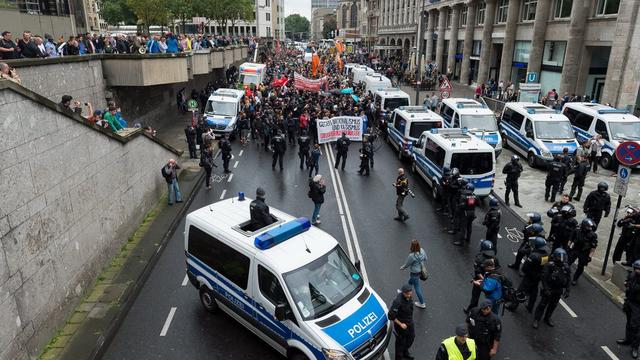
[616,141,640,166]
[620,167,629,179]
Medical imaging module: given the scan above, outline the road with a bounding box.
[103,136,629,360]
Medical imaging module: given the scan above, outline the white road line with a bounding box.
[601,346,620,360]
[559,299,578,318]
[513,252,518,256]
[233,161,239,168]
[160,307,177,336]
[219,189,227,200]
[339,215,356,262]
[323,144,344,216]
[227,173,234,182]
[181,274,188,286]
[497,234,502,239]
[238,149,244,157]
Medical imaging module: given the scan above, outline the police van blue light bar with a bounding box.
[598,109,629,114]
[254,218,311,250]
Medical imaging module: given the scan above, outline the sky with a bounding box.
[284,0,312,19]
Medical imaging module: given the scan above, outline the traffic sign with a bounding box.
[187,99,198,111]
[526,72,538,83]
[614,165,631,197]
[440,76,452,91]
[441,90,451,99]
[616,141,640,166]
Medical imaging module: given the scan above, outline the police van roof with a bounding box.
[507,102,569,122]
[563,102,640,122]
[207,88,244,102]
[425,128,494,152]
[442,98,494,115]
[375,88,409,97]
[186,197,337,274]
[395,106,444,121]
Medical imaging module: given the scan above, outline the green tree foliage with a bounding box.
[167,0,197,34]
[322,14,337,39]
[285,14,310,38]
[126,0,171,34]
[99,0,137,26]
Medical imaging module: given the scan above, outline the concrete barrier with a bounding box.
[192,50,211,75]
[211,49,224,69]
[224,48,234,65]
[102,55,189,87]
[233,46,242,63]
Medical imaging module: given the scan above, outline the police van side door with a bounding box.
[253,263,293,354]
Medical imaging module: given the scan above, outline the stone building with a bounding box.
[336,0,376,47]
[377,0,419,58]
[311,8,337,40]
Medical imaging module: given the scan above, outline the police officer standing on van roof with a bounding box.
[220,133,233,174]
[533,248,571,329]
[334,132,351,171]
[483,198,501,251]
[436,325,477,360]
[618,260,640,359]
[388,284,415,360]
[545,155,567,203]
[502,155,523,207]
[466,299,501,360]
[584,182,611,229]
[271,130,287,171]
[250,187,274,229]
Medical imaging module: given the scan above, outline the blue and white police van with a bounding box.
[410,128,496,198]
[562,102,640,169]
[438,98,502,157]
[500,102,579,168]
[185,197,391,360]
[387,106,443,159]
[204,88,245,138]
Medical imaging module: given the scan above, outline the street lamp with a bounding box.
[414,9,428,106]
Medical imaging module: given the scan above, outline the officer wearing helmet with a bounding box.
[509,213,545,270]
[549,204,578,251]
[448,168,462,219]
[618,260,640,359]
[465,240,501,313]
[297,130,311,170]
[533,248,571,329]
[436,167,452,216]
[518,237,549,312]
[452,182,478,246]
[271,129,287,171]
[568,218,598,285]
[502,154,523,207]
[483,197,502,250]
[545,155,567,203]
[584,181,611,229]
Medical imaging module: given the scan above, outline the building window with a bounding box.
[595,0,620,15]
[472,40,481,56]
[496,0,509,24]
[476,2,486,25]
[461,5,468,26]
[265,0,270,6]
[434,11,439,28]
[350,3,358,28]
[521,0,537,21]
[446,7,452,27]
[266,13,270,21]
[554,0,572,18]
[513,40,532,63]
[342,6,348,28]
[267,27,271,36]
[543,41,567,66]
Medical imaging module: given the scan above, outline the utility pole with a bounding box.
[414,9,428,106]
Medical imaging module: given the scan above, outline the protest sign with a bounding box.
[316,116,364,144]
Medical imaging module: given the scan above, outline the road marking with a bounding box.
[233,161,239,168]
[181,274,188,286]
[324,144,344,216]
[498,234,502,239]
[219,189,227,200]
[601,346,620,360]
[227,173,234,182]
[513,252,518,256]
[559,299,578,318]
[339,215,356,262]
[238,149,244,157]
[160,307,177,336]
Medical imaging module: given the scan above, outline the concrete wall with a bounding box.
[0,85,178,360]
[0,10,76,39]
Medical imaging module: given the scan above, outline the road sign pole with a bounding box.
[602,194,623,275]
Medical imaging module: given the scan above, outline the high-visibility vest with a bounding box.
[442,336,477,360]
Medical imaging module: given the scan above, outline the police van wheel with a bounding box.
[432,183,439,201]
[527,152,537,168]
[411,160,417,174]
[600,154,613,170]
[501,133,508,149]
[398,149,403,161]
[199,287,218,313]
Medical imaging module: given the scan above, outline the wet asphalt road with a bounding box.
[103,136,630,360]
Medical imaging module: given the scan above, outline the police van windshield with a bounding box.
[609,121,640,140]
[205,100,237,117]
[384,98,409,112]
[241,74,259,85]
[460,114,498,131]
[534,121,574,139]
[284,246,363,320]
[450,152,493,175]
[410,122,440,138]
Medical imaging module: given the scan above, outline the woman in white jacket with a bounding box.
[589,134,604,173]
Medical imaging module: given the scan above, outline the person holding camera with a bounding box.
[0,62,20,84]
[393,168,410,222]
[308,174,326,225]
[161,159,183,205]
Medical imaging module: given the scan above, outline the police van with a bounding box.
[411,128,496,198]
[438,98,502,156]
[364,73,392,95]
[499,102,579,168]
[185,197,391,360]
[562,102,640,169]
[204,88,245,137]
[387,106,443,159]
[239,62,267,86]
[351,65,375,84]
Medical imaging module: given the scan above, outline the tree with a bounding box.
[197,0,232,34]
[99,0,137,26]
[167,0,197,34]
[126,0,171,34]
[322,14,337,39]
[227,0,255,35]
[285,14,310,40]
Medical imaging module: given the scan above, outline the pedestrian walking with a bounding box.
[430,92,439,112]
[388,284,415,360]
[533,248,571,329]
[545,155,566,203]
[201,143,217,190]
[482,198,501,250]
[161,159,183,205]
[436,325,477,360]
[309,143,321,178]
[400,240,428,309]
[568,218,598,285]
[220,133,233,174]
[584,182,611,229]
[618,260,640,359]
[589,135,604,173]
[334,132,351,170]
[271,130,287,170]
[502,155,523,207]
[466,300,501,360]
[358,138,373,176]
[308,175,326,225]
[393,168,410,222]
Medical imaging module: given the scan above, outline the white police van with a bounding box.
[500,102,579,168]
[351,65,375,84]
[562,102,640,169]
[411,128,496,198]
[205,88,245,138]
[438,98,502,156]
[185,197,390,360]
[364,74,392,95]
[387,106,443,159]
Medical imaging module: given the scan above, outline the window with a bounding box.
[258,266,287,306]
[386,98,409,112]
[410,122,440,138]
[425,139,446,166]
[596,0,620,15]
[521,0,537,21]
[472,40,482,56]
[187,226,250,289]
[441,104,455,122]
[265,0,270,6]
[266,27,271,36]
[496,0,509,23]
[394,115,407,133]
[266,13,270,21]
[434,11,439,28]
[450,152,493,175]
[446,8,452,27]
[554,0,572,18]
[513,41,531,63]
[595,120,610,140]
[525,119,534,137]
[563,108,593,131]
[342,6,348,28]
[461,5,468,26]
[534,120,575,139]
[502,108,525,128]
[543,41,567,66]
[350,3,358,28]
[476,2,486,25]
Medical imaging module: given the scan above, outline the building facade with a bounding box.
[312,0,339,10]
[311,7,337,40]
[377,0,418,57]
[336,0,376,46]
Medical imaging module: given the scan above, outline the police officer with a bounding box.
[618,260,640,359]
[559,147,574,193]
[334,132,351,171]
[518,237,549,312]
[545,155,567,203]
[219,133,233,174]
[249,187,275,229]
[448,168,462,220]
[551,193,573,214]
[533,248,571,329]
[454,183,478,246]
[271,129,287,170]
[393,168,410,222]
[436,167,452,216]
[568,218,598,285]
[297,130,311,170]
[502,155,523,207]
[465,241,500,314]
[358,137,373,176]
[614,207,640,265]
[184,124,198,159]
[584,182,611,229]
[466,300,501,360]
[569,156,590,201]
[483,198,501,250]
[508,213,545,271]
[436,325,477,360]
[388,284,415,360]
[549,204,578,251]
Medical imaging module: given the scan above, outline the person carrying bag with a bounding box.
[401,239,428,309]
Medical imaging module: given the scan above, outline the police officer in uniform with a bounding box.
[393,168,410,222]
[518,237,549,312]
[568,218,598,285]
[465,240,500,314]
[448,168,462,221]
[334,132,351,170]
[533,248,571,329]
[549,205,578,251]
[297,130,311,170]
[508,213,544,270]
[618,260,640,359]
[436,325,477,360]
[584,182,611,229]
[502,155,523,207]
[545,155,567,203]
[454,183,478,246]
[388,284,415,360]
[220,133,233,174]
[483,198,501,250]
[436,167,452,216]
[466,300,501,360]
[249,187,275,229]
[184,124,198,159]
[614,208,640,265]
[358,137,373,176]
[271,130,287,170]
[569,156,590,201]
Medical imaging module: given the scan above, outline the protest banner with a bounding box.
[316,116,364,144]
[294,72,327,92]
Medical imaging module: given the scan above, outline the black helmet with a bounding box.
[527,212,543,224]
[514,289,528,303]
[547,207,559,218]
[451,168,460,177]
[443,166,451,175]
[598,182,609,192]
[551,248,568,263]
[528,236,547,250]
[489,197,499,208]
[530,223,545,236]
[633,260,640,270]
[560,204,576,218]
[466,183,475,192]
[480,240,494,252]
[511,155,519,162]
[581,218,596,230]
